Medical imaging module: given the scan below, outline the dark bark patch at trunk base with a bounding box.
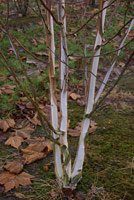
[62,188,86,200]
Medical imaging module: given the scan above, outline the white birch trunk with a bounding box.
[71,0,109,181]
[46,0,63,180]
[95,19,134,103]
[58,0,72,185]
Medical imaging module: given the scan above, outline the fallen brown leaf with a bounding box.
[15,125,35,139]
[22,139,52,153]
[26,113,41,126]
[35,51,48,57]
[16,172,33,186]
[6,119,16,128]
[128,30,134,37]
[118,62,125,67]
[39,103,45,110]
[0,118,15,132]
[68,129,80,137]
[4,161,23,174]
[68,123,81,137]
[0,85,16,95]
[5,135,24,149]
[26,102,34,109]
[0,171,33,192]
[69,92,81,100]
[14,192,26,199]
[21,137,53,164]
[43,164,50,172]
[68,120,97,137]
[32,38,38,46]
[0,120,9,132]
[23,152,45,164]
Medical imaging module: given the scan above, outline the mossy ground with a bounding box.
[0,77,133,199]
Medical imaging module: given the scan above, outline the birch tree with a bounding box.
[43,0,134,190]
[45,0,134,190]
[1,0,134,195]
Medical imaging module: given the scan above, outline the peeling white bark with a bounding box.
[58,0,71,184]
[71,0,109,180]
[46,0,63,180]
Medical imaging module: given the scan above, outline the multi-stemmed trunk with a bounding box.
[41,0,134,191]
[1,0,133,195]
[71,0,109,185]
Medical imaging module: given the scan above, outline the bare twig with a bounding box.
[68,0,117,36]
[85,51,134,119]
[68,38,133,59]
[40,0,62,25]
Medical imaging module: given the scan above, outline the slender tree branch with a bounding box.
[40,0,62,25]
[68,0,117,36]
[68,38,133,58]
[0,50,61,144]
[85,51,134,119]
[102,18,133,47]
[0,30,61,139]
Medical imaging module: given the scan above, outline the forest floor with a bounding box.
[0,1,134,200]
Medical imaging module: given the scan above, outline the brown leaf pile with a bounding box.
[0,171,33,192]
[0,160,33,192]
[5,124,35,149]
[0,137,52,192]
[0,94,54,193]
